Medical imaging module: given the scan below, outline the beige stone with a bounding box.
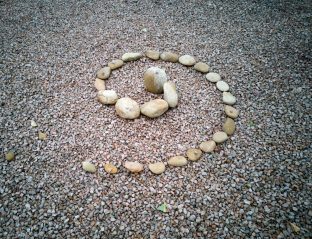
[97,90,118,105]
[148,162,166,174]
[194,62,210,73]
[124,161,143,173]
[163,81,178,107]
[216,81,229,92]
[206,72,221,82]
[94,78,105,91]
[108,59,124,70]
[199,140,216,153]
[115,97,140,119]
[213,131,228,143]
[186,148,202,161]
[224,105,239,119]
[5,151,15,161]
[223,118,236,135]
[140,99,169,118]
[104,163,118,174]
[38,132,47,140]
[145,50,160,60]
[223,92,236,105]
[168,156,188,166]
[121,52,142,62]
[96,67,111,80]
[179,55,196,66]
[160,52,179,62]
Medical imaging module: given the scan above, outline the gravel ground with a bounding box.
[1,0,311,238]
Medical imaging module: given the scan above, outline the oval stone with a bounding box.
[124,161,144,173]
[223,92,236,105]
[94,78,105,91]
[148,162,166,174]
[212,131,228,143]
[179,55,196,66]
[82,161,96,173]
[121,52,142,62]
[168,156,188,166]
[216,81,229,92]
[143,67,168,94]
[199,140,216,153]
[140,99,169,118]
[223,118,236,135]
[115,97,140,119]
[224,105,239,119]
[5,151,15,161]
[160,52,179,62]
[194,62,210,73]
[145,50,160,60]
[206,72,221,82]
[96,67,111,80]
[186,148,202,161]
[163,81,178,107]
[104,163,118,174]
[97,90,118,105]
[108,59,124,70]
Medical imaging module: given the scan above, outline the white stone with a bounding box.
[115,97,140,119]
[216,81,229,91]
[124,161,143,173]
[206,72,221,82]
[163,81,178,107]
[212,131,228,143]
[121,52,142,62]
[143,67,168,94]
[140,99,169,118]
[97,90,118,105]
[179,55,196,66]
[223,92,236,105]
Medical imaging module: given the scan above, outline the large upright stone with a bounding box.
[143,67,168,94]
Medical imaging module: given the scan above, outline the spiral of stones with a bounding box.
[82,50,239,175]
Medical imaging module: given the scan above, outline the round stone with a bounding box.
[160,52,179,62]
[108,59,124,70]
[82,161,96,173]
[140,99,169,118]
[143,67,168,94]
[194,62,210,73]
[212,131,228,143]
[121,52,142,62]
[97,90,118,105]
[115,97,140,119]
[104,163,118,174]
[199,140,216,153]
[38,132,47,140]
[223,118,236,135]
[148,162,166,174]
[206,72,221,82]
[145,50,160,60]
[168,156,188,166]
[186,148,202,161]
[94,78,105,91]
[179,55,196,66]
[223,92,236,105]
[96,67,111,80]
[124,161,144,173]
[163,81,178,107]
[224,105,239,119]
[5,151,15,161]
[216,81,229,92]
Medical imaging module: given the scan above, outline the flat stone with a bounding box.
[163,81,178,107]
[97,90,118,105]
[224,105,239,118]
[108,59,124,70]
[94,78,106,91]
[38,132,47,140]
[96,67,111,80]
[216,81,229,91]
[199,140,216,153]
[148,162,166,174]
[206,72,221,82]
[82,161,96,173]
[186,148,202,161]
[140,99,169,118]
[121,52,142,62]
[194,62,210,73]
[124,161,143,173]
[212,131,228,143]
[30,120,37,128]
[223,118,236,135]
[104,163,118,174]
[179,55,196,66]
[168,156,188,166]
[5,151,15,161]
[160,52,179,62]
[143,67,168,94]
[145,50,160,60]
[223,92,236,105]
[115,97,140,119]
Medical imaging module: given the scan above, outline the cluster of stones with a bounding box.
[83,50,239,175]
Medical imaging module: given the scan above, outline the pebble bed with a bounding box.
[0,0,311,238]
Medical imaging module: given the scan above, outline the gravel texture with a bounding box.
[1,0,311,238]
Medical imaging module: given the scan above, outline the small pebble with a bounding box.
[223,118,236,135]
[145,50,160,60]
[94,78,106,91]
[160,52,179,62]
[186,148,202,161]
[199,140,216,153]
[97,90,118,105]
[108,59,124,70]
[179,55,196,66]
[216,81,229,91]
[121,52,142,62]
[38,132,47,140]
[104,163,118,174]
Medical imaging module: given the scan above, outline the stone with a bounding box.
[82,161,96,173]
[121,52,142,62]
[206,72,221,82]
[216,81,229,92]
[140,99,169,118]
[160,52,179,62]
[104,163,118,174]
[97,90,118,105]
[5,151,15,161]
[179,55,196,66]
[194,62,210,73]
[186,148,202,161]
[94,78,105,91]
[212,131,228,143]
[108,59,124,70]
[124,161,143,173]
[163,81,178,107]
[148,162,166,174]
[225,105,239,118]
[30,120,37,128]
[96,67,111,80]
[143,67,168,94]
[168,156,188,166]
[115,97,140,119]
[38,132,47,140]
[145,50,160,60]
[289,222,300,233]
[199,140,216,153]
[223,92,236,105]
[223,118,236,135]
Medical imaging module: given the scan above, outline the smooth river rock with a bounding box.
[212,131,228,143]
[199,140,216,153]
[122,52,143,62]
[5,151,15,161]
[223,118,236,135]
[160,52,179,62]
[140,99,169,118]
[124,161,144,173]
[108,59,124,70]
[115,97,140,119]
[148,162,166,174]
[163,81,178,107]
[186,148,202,161]
[94,78,106,91]
[223,92,236,105]
[97,90,118,105]
[82,161,96,173]
[145,50,160,60]
[179,55,196,66]
[206,72,221,82]
[194,62,210,73]
[143,67,168,94]
[216,81,229,92]
[104,163,118,174]
[224,105,239,119]
[96,67,111,80]
[168,156,188,166]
